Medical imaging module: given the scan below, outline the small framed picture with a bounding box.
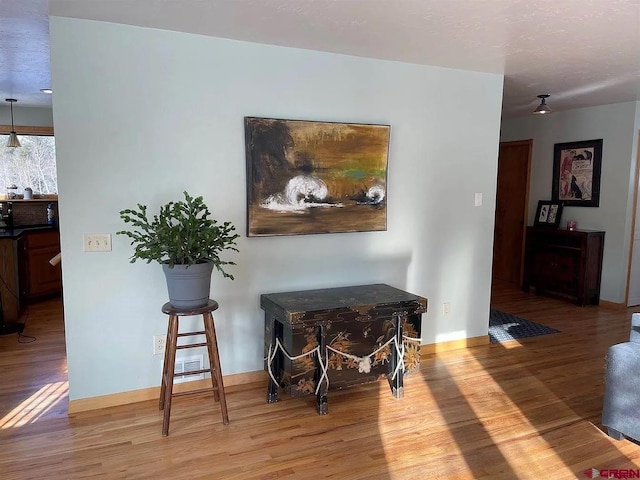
[534,200,563,228]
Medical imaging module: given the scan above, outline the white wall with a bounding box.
[626,103,640,305]
[500,102,639,303]
[0,106,53,128]
[50,17,504,401]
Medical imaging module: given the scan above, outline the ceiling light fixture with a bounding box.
[40,88,53,94]
[5,99,21,147]
[532,94,552,115]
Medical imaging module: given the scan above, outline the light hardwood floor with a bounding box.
[1,283,640,479]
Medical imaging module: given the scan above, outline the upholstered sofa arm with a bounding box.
[602,341,640,441]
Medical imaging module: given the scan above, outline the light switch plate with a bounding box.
[83,233,112,252]
[474,192,483,207]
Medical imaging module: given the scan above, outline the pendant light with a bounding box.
[532,94,552,115]
[5,98,21,147]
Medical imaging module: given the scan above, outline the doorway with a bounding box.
[492,139,532,285]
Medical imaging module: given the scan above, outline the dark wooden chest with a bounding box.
[261,283,427,413]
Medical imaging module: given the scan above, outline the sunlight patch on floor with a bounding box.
[380,354,580,478]
[493,339,526,349]
[0,381,68,429]
[377,372,475,479]
[446,354,596,476]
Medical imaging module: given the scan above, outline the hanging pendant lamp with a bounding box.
[532,94,552,115]
[5,98,21,147]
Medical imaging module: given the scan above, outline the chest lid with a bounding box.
[261,283,427,324]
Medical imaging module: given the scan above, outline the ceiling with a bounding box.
[2,0,640,117]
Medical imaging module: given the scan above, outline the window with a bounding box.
[0,127,57,195]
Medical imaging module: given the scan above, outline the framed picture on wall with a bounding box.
[244,117,390,237]
[552,139,603,207]
[534,200,563,228]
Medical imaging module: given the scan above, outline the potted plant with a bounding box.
[117,191,239,308]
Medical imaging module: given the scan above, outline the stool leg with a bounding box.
[162,314,179,436]
[159,314,174,411]
[203,314,220,403]
[204,312,229,425]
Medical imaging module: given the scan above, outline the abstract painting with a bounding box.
[244,117,390,236]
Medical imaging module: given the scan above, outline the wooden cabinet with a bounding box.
[261,284,427,414]
[18,230,62,302]
[0,238,20,322]
[522,227,604,306]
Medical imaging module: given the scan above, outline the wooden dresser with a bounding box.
[522,227,605,306]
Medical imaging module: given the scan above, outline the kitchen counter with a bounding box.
[0,224,57,239]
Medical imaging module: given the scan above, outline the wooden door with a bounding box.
[492,140,532,285]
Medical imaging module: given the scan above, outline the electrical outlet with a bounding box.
[443,302,451,316]
[83,233,112,252]
[153,334,166,355]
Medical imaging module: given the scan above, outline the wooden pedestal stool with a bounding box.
[159,299,229,436]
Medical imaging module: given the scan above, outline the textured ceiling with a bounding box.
[3,0,640,117]
[0,0,50,108]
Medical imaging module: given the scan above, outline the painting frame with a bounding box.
[244,116,390,237]
[552,139,603,207]
[534,200,563,228]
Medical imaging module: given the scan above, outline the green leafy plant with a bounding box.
[117,191,239,279]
